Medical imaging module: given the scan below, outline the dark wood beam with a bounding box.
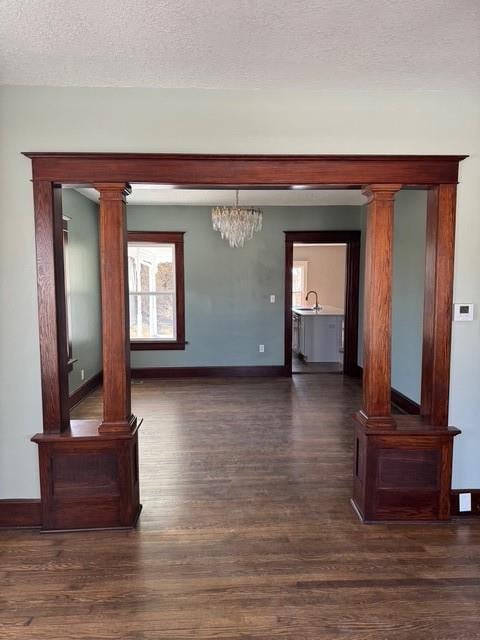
[421,184,457,426]
[23,153,465,185]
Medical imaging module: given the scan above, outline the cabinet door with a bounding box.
[299,316,307,360]
[292,314,299,352]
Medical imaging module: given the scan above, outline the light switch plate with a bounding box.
[453,303,474,322]
[270,294,275,303]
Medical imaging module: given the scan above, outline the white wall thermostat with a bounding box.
[453,303,474,322]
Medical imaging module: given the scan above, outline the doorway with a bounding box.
[284,230,360,377]
[292,242,347,374]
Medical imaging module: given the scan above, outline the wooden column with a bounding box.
[357,184,401,429]
[33,181,70,434]
[421,184,457,427]
[95,183,136,434]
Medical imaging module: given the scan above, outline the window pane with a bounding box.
[140,263,150,293]
[292,266,302,293]
[128,244,175,293]
[129,293,175,340]
[155,258,174,291]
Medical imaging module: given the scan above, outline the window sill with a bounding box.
[130,341,188,351]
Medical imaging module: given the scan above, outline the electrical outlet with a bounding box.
[459,493,472,512]
[80,369,85,381]
[259,344,265,353]
[270,294,276,303]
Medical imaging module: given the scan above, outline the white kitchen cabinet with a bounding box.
[292,306,344,363]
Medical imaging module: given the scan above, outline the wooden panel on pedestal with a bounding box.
[352,418,460,521]
[32,422,141,531]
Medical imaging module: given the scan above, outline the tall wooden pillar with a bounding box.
[421,184,457,427]
[95,183,136,434]
[32,181,141,530]
[352,183,460,522]
[357,184,401,429]
[33,181,70,434]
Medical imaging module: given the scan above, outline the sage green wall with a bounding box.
[357,190,427,404]
[0,85,478,497]
[128,205,361,368]
[392,190,427,403]
[62,190,102,394]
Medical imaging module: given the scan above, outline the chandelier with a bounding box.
[211,190,263,248]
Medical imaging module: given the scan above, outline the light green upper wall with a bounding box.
[62,190,102,394]
[128,205,361,368]
[0,85,478,497]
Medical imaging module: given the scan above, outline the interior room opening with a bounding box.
[292,242,347,374]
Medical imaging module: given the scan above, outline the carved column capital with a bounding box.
[362,184,402,202]
[94,183,132,201]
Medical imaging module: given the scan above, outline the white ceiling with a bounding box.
[1,1,479,90]
[74,186,366,207]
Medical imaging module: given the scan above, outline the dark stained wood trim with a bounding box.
[131,341,188,351]
[421,185,457,427]
[450,490,480,517]
[128,231,186,351]
[0,499,42,528]
[69,371,103,409]
[23,153,466,185]
[33,181,70,434]
[284,240,294,375]
[132,366,288,379]
[283,230,362,244]
[343,238,360,376]
[391,387,421,415]
[284,230,360,377]
[128,231,185,244]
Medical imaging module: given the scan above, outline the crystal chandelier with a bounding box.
[211,190,263,248]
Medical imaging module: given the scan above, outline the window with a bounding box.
[292,260,308,307]
[127,232,185,350]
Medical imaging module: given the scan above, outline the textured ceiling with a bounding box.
[74,187,366,207]
[1,0,479,89]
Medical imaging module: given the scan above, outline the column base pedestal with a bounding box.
[352,415,460,522]
[355,409,397,429]
[32,420,141,531]
[99,413,137,434]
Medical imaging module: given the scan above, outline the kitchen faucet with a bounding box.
[306,290,320,310]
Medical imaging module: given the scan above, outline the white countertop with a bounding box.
[292,305,344,317]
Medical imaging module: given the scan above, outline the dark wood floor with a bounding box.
[1,375,480,639]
